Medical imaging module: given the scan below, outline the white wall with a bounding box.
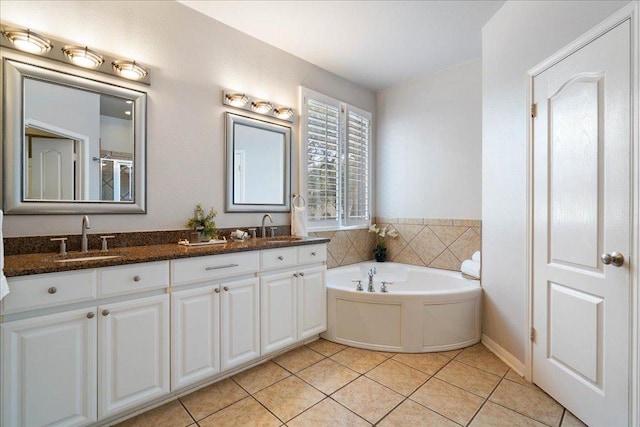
[482,0,630,363]
[376,59,482,219]
[1,0,375,237]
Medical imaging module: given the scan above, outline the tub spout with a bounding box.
[367,266,376,292]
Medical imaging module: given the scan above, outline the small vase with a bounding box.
[375,253,386,262]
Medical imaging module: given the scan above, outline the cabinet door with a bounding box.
[99,294,169,418]
[261,271,297,355]
[298,265,327,340]
[1,308,97,427]
[171,285,220,390]
[220,277,260,370]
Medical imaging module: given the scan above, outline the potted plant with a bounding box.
[369,224,399,262]
[186,204,219,242]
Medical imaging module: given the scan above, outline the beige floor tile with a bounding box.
[232,360,290,394]
[179,378,248,421]
[378,399,459,427]
[489,378,564,426]
[306,338,347,356]
[456,344,509,376]
[287,398,371,426]
[392,352,451,375]
[410,377,484,426]
[116,400,193,427]
[365,359,429,396]
[470,401,546,427]
[330,347,394,373]
[435,360,501,398]
[296,358,360,394]
[273,345,325,373]
[332,376,404,424]
[253,375,325,422]
[561,410,588,427]
[505,370,538,390]
[440,349,463,359]
[197,397,281,427]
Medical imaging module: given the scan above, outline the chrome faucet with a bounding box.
[367,266,376,292]
[261,214,273,238]
[81,215,91,253]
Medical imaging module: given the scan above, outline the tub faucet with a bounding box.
[261,214,273,238]
[367,266,376,292]
[81,215,91,253]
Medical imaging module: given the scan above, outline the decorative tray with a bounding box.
[178,238,227,247]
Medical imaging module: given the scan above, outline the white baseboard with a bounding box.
[482,333,525,376]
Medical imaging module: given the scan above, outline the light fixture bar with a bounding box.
[222,89,295,123]
[0,22,151,85]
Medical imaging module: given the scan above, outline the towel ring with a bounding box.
[292,193,306,208]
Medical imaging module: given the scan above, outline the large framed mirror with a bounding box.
[2,54,146,214]
[225,113,291,212]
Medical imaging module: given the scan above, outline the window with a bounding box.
[301,88,372,230]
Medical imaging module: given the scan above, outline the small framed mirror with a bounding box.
[225,113,291,212]
[2,55,146,214]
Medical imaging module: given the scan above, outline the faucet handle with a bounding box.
[100,235,115,252]
[50,237,68,256]
[380,281,393,293]
[352,279,363,292]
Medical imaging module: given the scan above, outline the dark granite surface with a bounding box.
[4,235,329,277]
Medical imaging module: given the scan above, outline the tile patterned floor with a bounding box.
[116,339,586,427]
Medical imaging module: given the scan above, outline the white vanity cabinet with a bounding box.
[0,261,170,427]
[260,244,327,355]
[220,277,260,370]
[1,308,98,427]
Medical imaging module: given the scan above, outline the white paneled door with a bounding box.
[532,19,631,426]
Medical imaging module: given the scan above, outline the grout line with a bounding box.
[177,398,197,424]
[247,394,288,425]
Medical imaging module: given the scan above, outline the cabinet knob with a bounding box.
[278,256,284,260]
[102,309,110,316]
[311,252,316,256]
[133,275,141,282]
[48,287,57,294]
[299,272,304,277]
[86,312,95,319]
[215,287,220,293]
[294,273,298,277]
[223,286,229,292]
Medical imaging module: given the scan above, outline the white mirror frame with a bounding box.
[225,113,291,212]
[1,54,147,214]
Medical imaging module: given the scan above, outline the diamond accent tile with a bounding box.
[428,225,468,246]
[394,224,424,242]
[448,228,481,262]
[429,248,461,271]
[409,227,446,265]
[392,246,425,266]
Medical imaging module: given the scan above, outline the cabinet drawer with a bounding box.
[172,252,259,286]
[1,270,97,314]
[261,247,298,271]
[99,261,169,297]
[297,244,327,265]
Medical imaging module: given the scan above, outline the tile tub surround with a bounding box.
[115,340,581,427]
[375,218,481,272]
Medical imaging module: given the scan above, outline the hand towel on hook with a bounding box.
[291,194,308,237]
[0,210,10,301]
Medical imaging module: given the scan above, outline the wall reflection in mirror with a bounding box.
[2,54,147,214]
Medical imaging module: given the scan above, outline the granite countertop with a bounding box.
[4,237,330,277]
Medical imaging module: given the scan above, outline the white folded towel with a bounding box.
[461,259,481,279]
[472,251,481,262]
[0,210,9,301]
[292,204,308,237]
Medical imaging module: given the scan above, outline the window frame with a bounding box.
[300,87,372,231]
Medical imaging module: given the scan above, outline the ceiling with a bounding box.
[178,0,504,91]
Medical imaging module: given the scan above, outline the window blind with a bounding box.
[345,108,371,225]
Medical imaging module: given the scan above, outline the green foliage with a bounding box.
[186,204,218,238]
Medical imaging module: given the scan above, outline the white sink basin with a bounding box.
[55,255,121,263]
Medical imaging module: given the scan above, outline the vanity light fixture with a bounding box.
[1,28,52,54]
[274,107,294,120]
[222,89,294,123]
[225,93,250,107]
[251,100,273,114]
[62,45,104,69]
[112,60,148,81]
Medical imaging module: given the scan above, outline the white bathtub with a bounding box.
[321,262,481,353]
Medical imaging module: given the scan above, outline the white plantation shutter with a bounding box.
[301,88,372,230]
[345,107,371,226]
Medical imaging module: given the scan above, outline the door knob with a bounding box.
[601,252,624,267]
